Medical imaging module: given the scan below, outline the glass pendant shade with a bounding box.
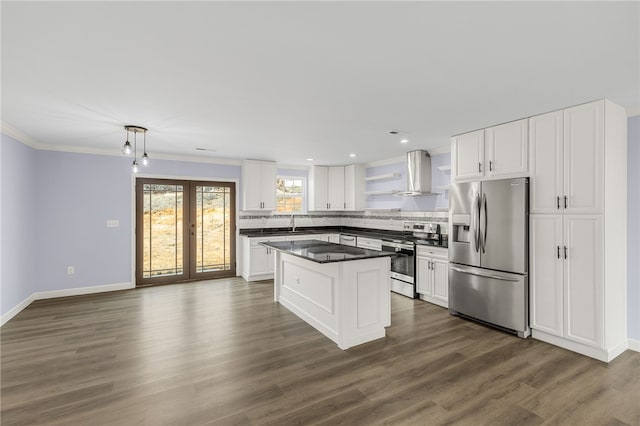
[131,160,139,174]
[122,141,132,155]
[142,152,150,166]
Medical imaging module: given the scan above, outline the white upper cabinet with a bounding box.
[530,102,604,214]
[344,164,365,211]
[563,101,604,214]
[242,160,276,211]
[309,165,360,211]
[452,119,528,182]
[452,129,484,181]
[327,166,345,211]
[529,110,564,214]
[485,119,528,178]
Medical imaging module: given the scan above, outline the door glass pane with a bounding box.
[196,185,232,273]
[142,184,184,278]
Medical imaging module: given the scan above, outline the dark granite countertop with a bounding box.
[261,240,396,264]
[241,226,448,248]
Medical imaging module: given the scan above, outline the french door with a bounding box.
[135,178,236,286]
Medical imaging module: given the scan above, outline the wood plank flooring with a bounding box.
[1,277,638,425]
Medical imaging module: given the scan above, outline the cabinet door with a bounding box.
[260,161,277,211]
[344,164,365,211]
[416,256,432,295]
[309,166,329,211]
[328,166,345,210]
[529,111,564,214]
[242,160,263,210]
[432,259,449,304]
[564,101,604,214]
[530,214,564,337]
[327,234,340,244]
[485,119,528,178]
[452,130,484,181]
[249,245,269,275]
[564,215,603,348]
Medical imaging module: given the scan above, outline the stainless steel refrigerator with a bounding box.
[448,177,529,338]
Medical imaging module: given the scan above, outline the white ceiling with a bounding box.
[2,1,639,166]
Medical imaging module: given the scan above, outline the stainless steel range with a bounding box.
[384,222,447,299]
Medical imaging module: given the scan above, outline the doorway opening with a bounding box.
[135,178,236,286]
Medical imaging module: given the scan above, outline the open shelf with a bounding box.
[365,173,401,182]
[437,165,451,173]
[364,190,402,196]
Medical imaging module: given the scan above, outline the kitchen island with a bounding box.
[261,240,394,350]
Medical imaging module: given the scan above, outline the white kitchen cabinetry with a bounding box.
[344,164,366,211]
[530,102,604,214]
[451,129,484,181]
[242,233,340,281]
[241,235,285,282]
[452,119,528,182]
[242,160,276,211]
[416,246,448,308]
[529,99,627,362]
[309,166,345,211]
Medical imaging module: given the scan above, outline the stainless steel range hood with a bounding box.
[401,150,433,196]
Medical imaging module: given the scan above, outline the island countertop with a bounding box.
[260,240,395,264]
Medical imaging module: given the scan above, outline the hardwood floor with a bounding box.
[1,277,638,425]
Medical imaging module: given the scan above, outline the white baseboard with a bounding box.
[1,282,133,327]
[1,293,36,326]
[32,282,132,300]
[628,338,640,352]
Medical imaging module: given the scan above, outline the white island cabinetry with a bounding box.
[268,241,392,350]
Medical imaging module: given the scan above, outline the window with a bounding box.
[276,177,304,213]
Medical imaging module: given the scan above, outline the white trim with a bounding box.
[365,155,405,168]
[628,338,640,352]
[427,144,451,155]
[277,164,310,171]
[532,328,629,362]
[1,282,132,327]
[1,294,36,326]
[1,122,42,149]
[32,282,133,300]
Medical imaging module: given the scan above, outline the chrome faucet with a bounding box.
[290,214,296,232]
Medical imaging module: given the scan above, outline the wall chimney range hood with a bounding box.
[401,150,434,196]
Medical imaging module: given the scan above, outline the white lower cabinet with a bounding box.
[416,246,448,308]
[242,233,341,281]
[242,236,286,282]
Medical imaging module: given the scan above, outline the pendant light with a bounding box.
[122,125,149,173]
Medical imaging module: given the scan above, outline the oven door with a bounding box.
[381,242,415,284]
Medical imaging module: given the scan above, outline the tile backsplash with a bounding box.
[238,211,448,232]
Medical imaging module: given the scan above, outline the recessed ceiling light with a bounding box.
[400,139,409,144]
[306,158,314,161]
[195,147,216,152]
[349,153,356,158]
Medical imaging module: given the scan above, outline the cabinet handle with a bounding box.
[564,196,568,209]
[557,196,560,209]
[557,245,560,259]
[564,246,568,259]
[489,160,493,171]
[478,162,481,173]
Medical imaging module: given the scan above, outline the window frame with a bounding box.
[275,175,306,214]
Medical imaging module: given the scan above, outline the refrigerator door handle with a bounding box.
[473,194,480,253]
[480,193,487,253]
[449,265,521,282]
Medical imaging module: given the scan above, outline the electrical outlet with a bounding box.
[106,219,120,228]
[67,266,75,275]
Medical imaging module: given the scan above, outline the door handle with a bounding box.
[557,196,560,209]
[473,194,481,253]
[564,246,568,259]
[557,245,560,259]
[480,193,487,253]
[564,196,568,209]
[489,160,493,171]
[449,266,521,282]
[478,162,482,173]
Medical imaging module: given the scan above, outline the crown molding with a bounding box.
[626,108,640,117]
[427,144,451,155]
[365,155,405,167]
[1,122,43,149]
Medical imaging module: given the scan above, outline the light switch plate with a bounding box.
[107,220,119,228]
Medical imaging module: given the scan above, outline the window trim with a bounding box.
[275,175,306,214]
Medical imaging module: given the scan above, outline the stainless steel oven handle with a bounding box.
[382,241,414,251]
[449,266,520,282]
